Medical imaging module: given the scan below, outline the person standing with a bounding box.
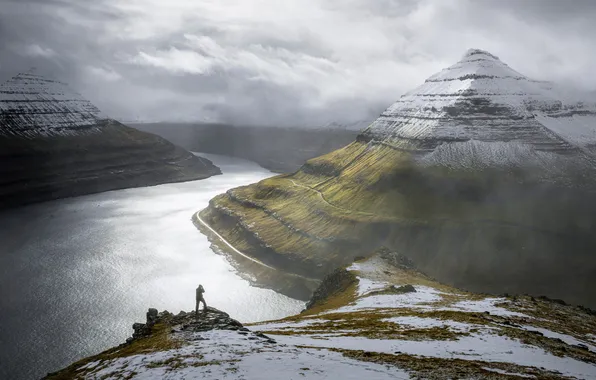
[195,284,207,315]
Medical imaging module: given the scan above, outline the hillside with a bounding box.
[198,49,596,308]
[45,250,596,379]
[133,122,362,173]
[0,72,220,209]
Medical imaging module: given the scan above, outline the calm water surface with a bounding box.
[0,154,304,380]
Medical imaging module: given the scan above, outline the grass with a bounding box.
[45,323,182,379]
[331,348,573,379]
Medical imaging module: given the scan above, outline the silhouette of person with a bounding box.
[195,284,207,314]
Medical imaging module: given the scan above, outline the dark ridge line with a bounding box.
[8,76,67,84]
[0,124,102,135]
[398,92,534,97]
[0,99,93,103]
[426,74,526,82]
[0,110,102,116]
[547,110,596,118]
[0,91,70,95]
[374,114,526,121]
[464,50,500,60]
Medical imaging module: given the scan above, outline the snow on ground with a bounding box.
[481,367,536,378]
[81,330,411,380]
[255,257,596,379]
[382,316,473,332]
[521,326,596,353]
[265,327,596,379]
[250,318,326,331]
[333,286,443,313]
[440,298,529,318]
[62,253,596,379]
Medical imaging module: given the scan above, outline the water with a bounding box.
[0,154,305,380]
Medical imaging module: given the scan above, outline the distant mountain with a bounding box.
[0,72,220,209]
[199,49,596,308]
[133,122,363,173]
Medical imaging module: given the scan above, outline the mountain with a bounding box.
[359,49,596,168]
[198,49,596,307]
[0,72,220,209]
[45,249,596,379]
[132,122,363,173]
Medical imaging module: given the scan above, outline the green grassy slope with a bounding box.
[201,140,596,307]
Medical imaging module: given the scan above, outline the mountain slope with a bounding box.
[0,72,220,208]
[198,49,596,308]
[45,250,596,379]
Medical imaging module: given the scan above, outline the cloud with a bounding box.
[21,44,56,58]
[0,0,595,125]
[84,66,122,82]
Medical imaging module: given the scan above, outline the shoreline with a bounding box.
[191,210,320,301]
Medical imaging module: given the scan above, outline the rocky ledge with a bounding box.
[44,307,277,379]
[45,249,596,379]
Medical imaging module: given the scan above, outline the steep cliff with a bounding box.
[0,72,220,208]
[199,49,596,307]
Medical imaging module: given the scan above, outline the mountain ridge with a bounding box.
[198,48,596,308]
[0,71,221,209]
[44,249,596,379]
[360,48,596,162]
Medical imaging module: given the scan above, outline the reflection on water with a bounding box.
[0,153,305,380]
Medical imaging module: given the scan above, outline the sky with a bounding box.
[0,0,595,126]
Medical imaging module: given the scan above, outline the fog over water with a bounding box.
[0,153,305,380]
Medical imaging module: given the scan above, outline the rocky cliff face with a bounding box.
[199,49,596,308]
[45,251,596,379]
[0,72,220,209]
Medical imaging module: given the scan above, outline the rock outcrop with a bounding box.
[199,49,596,308]
[0,72,221,209]
[45,251,596,379]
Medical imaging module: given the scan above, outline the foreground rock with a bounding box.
[200,49,596,307]
[46,250,596,379]
[0,72,220,209]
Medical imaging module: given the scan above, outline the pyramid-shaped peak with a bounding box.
[361,48,596,156]
[3,71,73,96]
[424,48,525,84]
[0,71,107,137]
[461,48,501,62]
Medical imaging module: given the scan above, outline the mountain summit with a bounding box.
[0,71,220,209]
[0,71,107,137]
[199,49,596,308]
[361,48,596,162]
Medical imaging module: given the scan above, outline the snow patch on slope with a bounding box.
[82,329,411,380]
[361,48,596,163]
[0,72,108,137]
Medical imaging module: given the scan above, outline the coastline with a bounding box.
[191,210,320,301]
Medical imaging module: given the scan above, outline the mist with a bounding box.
[1,0,595,126]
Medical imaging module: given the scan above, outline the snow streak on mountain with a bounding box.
[0,72,106,137]
[361,49,596,160]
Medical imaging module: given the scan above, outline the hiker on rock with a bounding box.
[195,284,207,314]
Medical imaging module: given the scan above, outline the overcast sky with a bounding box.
[0,0,595,126]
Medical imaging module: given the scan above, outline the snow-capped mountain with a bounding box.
[0,71,107,137]
[361,49,596,158]
[199,48,596,312]
[0,71,220,209]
